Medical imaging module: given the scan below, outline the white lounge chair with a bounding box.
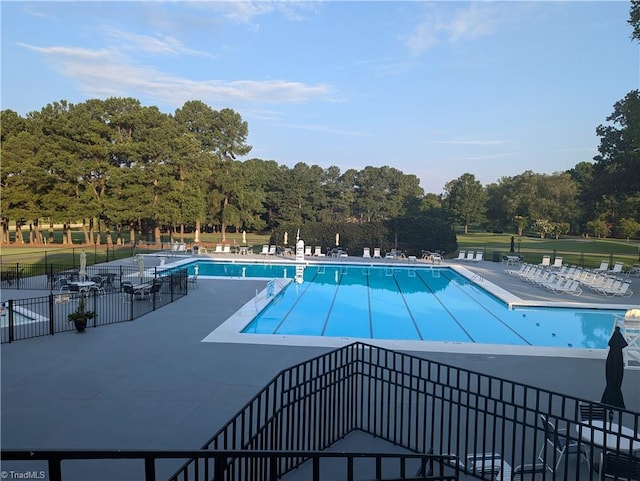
[610,262,624,274]
[471,251,484,262]
[373,248,381,258]
[594,260,609,272]
[223,245,231,254]
[304,246,312,257]
[259,245,269,255]
[539,255,551,267]
[598,281,633,297]
[550,257,563,269]
[363,247,371,258]
[430,253,443,264]
[268,245,276,255]
[455,251,466,261]
[464,251,475,261]
[214,244,224,254]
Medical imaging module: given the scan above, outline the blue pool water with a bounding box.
[186,261,624,349]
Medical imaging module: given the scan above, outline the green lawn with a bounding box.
[0,231,272,267]
[456,232,640,269]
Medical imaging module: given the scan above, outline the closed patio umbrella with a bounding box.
[335,233,340,246]
[284,231,288,246]
[138,255,145,280]
[601,326,628,424]
[242,230,247,245]
[79,250,87,280]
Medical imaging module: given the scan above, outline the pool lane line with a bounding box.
[320,267,345,336]
[413,270,475,343]
[390,274,424,340]
[272,270,320,335]
[438,270,532,345]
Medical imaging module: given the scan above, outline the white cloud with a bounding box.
[404,3,507,56]
[107,29,216,59]
[19,43,333,108]
[430,139,512,146]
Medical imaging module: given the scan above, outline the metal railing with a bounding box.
[1,449,458,481]
[0,262,172,291]
[1,269,188,343]
[2,343,639,480]
[172,342,639,481]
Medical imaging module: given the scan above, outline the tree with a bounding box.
[617,217,640,240]
[630,0,640,42]
[593,90,640,207]
[443,173,486,234]
[585,219,610,238]
[532,218,553,239]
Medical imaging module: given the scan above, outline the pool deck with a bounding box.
[1,253,639,480]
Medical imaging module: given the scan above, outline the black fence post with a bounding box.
[49,294,55,336]
[8,299,15,342]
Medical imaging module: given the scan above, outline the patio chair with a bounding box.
[464,251,475,261]
[314,246,325,257]
[511,463,546,481]
[609,262,624,274]
[599,451,640,480]
[214,244,224,254]
[188,272,199,289]
[537,414,590,473]
[471,251,484,262]
[58,278,70,294]
[550,257,563,269]
[144,282,162,302]
[363,247,371,259]
[578,402,607,423]
[539,255,551,267]
[89,275,106,296]
[304,245,312,257]
[594,261,609,272]
[259,245,269,255]
[455,251,466,261]
[373,247,381,258]
[465,453,511,480]
[223,245,231,254]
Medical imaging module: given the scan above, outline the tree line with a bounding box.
[1,89,638,245]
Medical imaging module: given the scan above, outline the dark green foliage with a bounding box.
[271,216,456,257]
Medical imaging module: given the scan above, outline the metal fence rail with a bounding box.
[0,261,171,291]
[1,269,188,343]
[1,449,458,481]
[173,342,640,481]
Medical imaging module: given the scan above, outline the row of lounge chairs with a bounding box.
[454,250,484,262]
[506,262,634,297]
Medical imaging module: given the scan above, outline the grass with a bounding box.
[2,229,639,270]
[456,232,640,269]
[0,231,272,267]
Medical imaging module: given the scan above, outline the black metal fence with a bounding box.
[172,342,639,481]
[0,261,167,291]
[0,449,458,481]
[1,269,188,343]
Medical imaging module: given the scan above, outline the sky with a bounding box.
[2,1,638,194]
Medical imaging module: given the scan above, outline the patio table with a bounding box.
[576,420,640,452]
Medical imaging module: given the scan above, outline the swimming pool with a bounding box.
[185,261,625,351]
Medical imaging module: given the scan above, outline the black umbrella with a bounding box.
[510,236,515,253]
[601,326,628,418]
